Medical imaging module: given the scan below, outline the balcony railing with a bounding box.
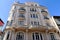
[18,17,25,20]
[41,11,48,13]
[19,8,26,12]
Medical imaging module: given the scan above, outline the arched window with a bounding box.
[16,32,24,40]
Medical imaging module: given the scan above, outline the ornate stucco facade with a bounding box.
[3,2,60,40]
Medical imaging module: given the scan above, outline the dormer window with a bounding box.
[44,16,49,19]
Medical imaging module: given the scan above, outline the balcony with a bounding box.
[28,25,47,32]
[18,17,25,20]
[19,8,26,12]
[41,10,48,13]
[18,15,25,20]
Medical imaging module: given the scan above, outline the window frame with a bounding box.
[18,21,24,25]
[32,32,43,40]
[50,33,56,40]
[16,31,24,40]
[30,8,36,12]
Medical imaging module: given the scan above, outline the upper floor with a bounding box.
[5,2,59,32]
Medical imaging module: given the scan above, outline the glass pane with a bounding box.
[35,33,39,40]
[50,33,55,40]
[16,32,24,40]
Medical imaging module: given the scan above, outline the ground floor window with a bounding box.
[6,31,10,40]
[16,32,24,40]
[50,33,55,40]
[32,32,43,40]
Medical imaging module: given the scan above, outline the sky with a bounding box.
[0,0,60,31]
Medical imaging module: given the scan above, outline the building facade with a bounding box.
[3,2,60,40]
[0,18,4,40]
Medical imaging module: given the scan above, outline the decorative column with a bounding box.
[26,29,28,40]
[3,31,8,40]
[11,29,15,40]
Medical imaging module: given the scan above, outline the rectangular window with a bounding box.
[32,33,35,40]
[50,33,55,40]
[31,21,39,25]
[31,14,32,18]
[34,21,37,25]
[33,14,35,18]
[6,32,10,40]
[30,8,36,12]
[44,16,49,19]
[6,21,9,26]
[30,14,38,18]
[31,21,33,25]
[36,14,38,18]
[18,21,24,25]
[19,14,25,18]
[10,20,13,26]
[38,22,39,25]
[32,33,43,40]
[35,33,39,40]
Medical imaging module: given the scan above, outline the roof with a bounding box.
[0,18,4,26]
[53,16,60,19]
[0,19,4,24]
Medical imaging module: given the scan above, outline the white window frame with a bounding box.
[32,32,43,40]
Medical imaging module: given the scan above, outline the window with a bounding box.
[6,21,9,26]
[34,21,39,25]
[10,20,13,26]
[18,21,24,25]
[16,32,24,40]
[31,14,32,18]
[30,14,38,18]
[19,14,25,18]
[44,16,49,19]
[31,21,39,25]
[30,8,36,12]
[6,32,10,40]
[33,14,35,18]
[6,20,13,26]
[38,22,39,25]
[32,33,43,40]
[34,21,37,25]
[31,21,33,25]
[50,33,55,40]
[36,14,38,18]
[19,7,25,11]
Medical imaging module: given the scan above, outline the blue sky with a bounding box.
[0,0,60,31]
